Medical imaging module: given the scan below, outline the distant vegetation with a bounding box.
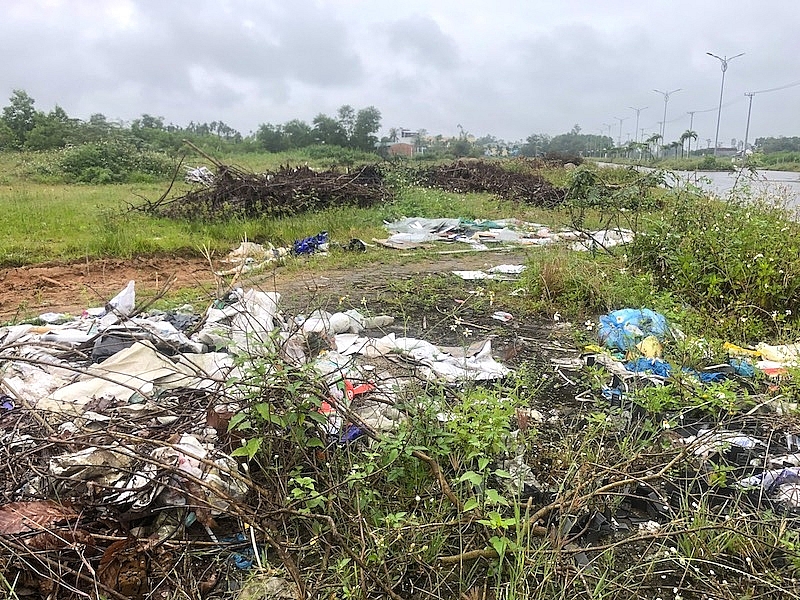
[2,89,799,183]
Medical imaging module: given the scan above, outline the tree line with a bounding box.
[0,89,383,155]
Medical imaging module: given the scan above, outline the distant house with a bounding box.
[388,142,414,158]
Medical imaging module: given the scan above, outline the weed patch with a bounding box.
[629,192,800,340]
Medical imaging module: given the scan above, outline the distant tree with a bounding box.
[755,136,800,153]
[0,120,15,149]
[133,114,165,130]
[519,133,551,157]
[337,105,356,140]
[645,133,662,159]
[414,128,428,152]
[451,138,473,157]
[679,130,697,157]
[313,113,347,146]
[548,131,596,154]
[350,106,381,151]
[387,127,398,143]
[1,89,37,148]
[25,105,78,150]
[283,119,313,149]
[256,123,287,152]
[74,113,115,144]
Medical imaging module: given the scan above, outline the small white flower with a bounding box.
[553,312,561,322]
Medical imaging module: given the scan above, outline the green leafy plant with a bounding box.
[629,191,800,340]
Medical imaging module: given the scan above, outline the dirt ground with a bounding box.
[0,250,533,320]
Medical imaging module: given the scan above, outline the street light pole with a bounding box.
[628,106,648,143]
[743,92,755,157]
[613,116,628,148]
[653,88,681,156]
[602,123,612,157]
[686,111,697,156]
[707,51,745,156]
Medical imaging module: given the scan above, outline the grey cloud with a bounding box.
[0,0,796,140]
[386,15,460,70]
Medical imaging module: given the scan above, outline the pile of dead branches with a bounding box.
[412,160,566,206]
[141,163,391,221]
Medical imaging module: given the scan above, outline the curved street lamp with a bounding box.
[628,106,648,143]
[653,88,681,156]
[707,51,744,156]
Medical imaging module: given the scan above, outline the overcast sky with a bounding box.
[2,0,798,146]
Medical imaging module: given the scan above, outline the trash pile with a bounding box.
[583,307,800,513]
[412,160,566,206]
[377,217,633,252]
[142,163,390,221]
[0,280,513,597]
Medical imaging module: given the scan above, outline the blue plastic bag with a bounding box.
[598,309,668,351]
[293,231,329,255]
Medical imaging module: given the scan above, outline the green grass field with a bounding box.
[0,150,573,266]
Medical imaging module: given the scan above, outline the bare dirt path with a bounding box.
[0,249,531,320]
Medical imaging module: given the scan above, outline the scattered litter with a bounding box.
[236,574,298,599]
[383,217,635,252]
[737,467,800,508]
[598,308,669,352]
[452,270,495,280]
[489,264,527,275]
[680,429,764,457]
[452,264,527,281]
[569,228,634,252]
[185,165,215,184]
[215,241,290,276]
[491,311,514,323]
[293,231,329,255]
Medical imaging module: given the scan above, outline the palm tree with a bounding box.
[645,133,662,159]
[679,130,698,158]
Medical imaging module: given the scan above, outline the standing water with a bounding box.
[668,169,800,206]
[594,162,800,207]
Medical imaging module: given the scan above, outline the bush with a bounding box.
[565,165,664,210]
[60,139,173,183]
[629,192,800,339]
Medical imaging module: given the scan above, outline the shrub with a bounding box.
[60,139,173,183]
[565,165,664,210]
[629,192,800,339]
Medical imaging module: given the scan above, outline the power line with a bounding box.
[750,79,800,95]
[643,96,746,133]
